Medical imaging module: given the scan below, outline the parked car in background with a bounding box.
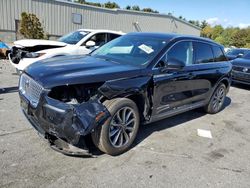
[0,41,9,59]
[226,48,250,60]
[8,29,124,73]
[19,33,231,156]
[231,52,250,85]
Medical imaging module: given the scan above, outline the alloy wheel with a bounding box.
[109,107,136,148]
[212,86,226,112]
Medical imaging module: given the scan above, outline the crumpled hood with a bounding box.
[232,58,250,67]
[25,55,144,89]
[14,39,67,48]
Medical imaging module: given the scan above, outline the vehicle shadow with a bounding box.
[87,97,231,157]
[132,96,231,149]
[0,86,19,94]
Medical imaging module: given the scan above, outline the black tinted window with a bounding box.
[108,34,121,41]
[194,42,214,63]
[212,46,227,62]
[86,33,106,46]
[167,41,193,65]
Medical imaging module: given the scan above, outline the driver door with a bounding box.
[151,41,202,120]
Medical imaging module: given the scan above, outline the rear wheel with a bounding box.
[91,98,140,155]
[204,83,226,114]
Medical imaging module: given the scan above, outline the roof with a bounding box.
[127,32,221,46]
[76,29,125,35]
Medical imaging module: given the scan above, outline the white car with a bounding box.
[8,29,124,72]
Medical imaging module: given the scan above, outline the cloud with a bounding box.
[238,23,250,29]
[206,17,220,26]
[206,17,232,27]
[206,17,250,28]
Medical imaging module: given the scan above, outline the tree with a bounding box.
[104,1,120,9]
[230,29,248,47]
[75,0,85,4]
[219,27,235,46]
[142,8,153,12]
[200,20,208,29]
[214,36,226,45]
[125,5,131,10]
[188,20,200,27]
[211,25,224,40]
[178,16,186,21]
[245,27,250,47]
[201,25,213,38]
[84,2,101,7]
[132,5,140,11]
[19,12,46,39]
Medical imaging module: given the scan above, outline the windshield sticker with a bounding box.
[138,44,154,54]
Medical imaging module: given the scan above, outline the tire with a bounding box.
[204,83,226,114]
[91,98,140,156]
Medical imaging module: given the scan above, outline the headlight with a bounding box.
[24,52,46,58]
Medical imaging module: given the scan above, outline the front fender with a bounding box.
[98,76,153,121]
[98,76,152,99]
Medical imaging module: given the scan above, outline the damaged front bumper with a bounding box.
[20,92,110,156]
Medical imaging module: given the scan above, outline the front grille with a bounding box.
[233,66,250,73]
[19,74,43,108]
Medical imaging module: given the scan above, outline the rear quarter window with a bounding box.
[212,46,227,62]
[194,42,214,64]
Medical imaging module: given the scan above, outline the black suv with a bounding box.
[19,33,232,156]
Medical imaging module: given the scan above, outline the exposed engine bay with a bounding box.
[48,83,104,104]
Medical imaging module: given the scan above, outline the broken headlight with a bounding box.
[24,52,46,58]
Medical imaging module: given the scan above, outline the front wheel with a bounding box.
[204,83,226,114]
[91,98,140,156]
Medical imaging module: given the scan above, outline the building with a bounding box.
[0,0,201,43]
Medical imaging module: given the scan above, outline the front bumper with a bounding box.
[20,92,110,155]
[232,70,250,85]
[8,53,38,71]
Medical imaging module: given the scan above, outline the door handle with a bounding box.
[187,72,196,79]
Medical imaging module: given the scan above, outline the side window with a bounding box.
[166,41,193,65]
[108,33,121,42]
[85,33,107,47]
[194,42,214,63]
[212,46,227,62]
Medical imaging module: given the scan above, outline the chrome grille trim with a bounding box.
[19,74,43,108]
[232,66,250,74]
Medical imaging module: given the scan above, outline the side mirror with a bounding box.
[165,58,185,70]
[85,40,96,48]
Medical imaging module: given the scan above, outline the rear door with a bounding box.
[192,41,228,99]
[152,40,222,119]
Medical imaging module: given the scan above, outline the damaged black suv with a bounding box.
[19,33,231,156]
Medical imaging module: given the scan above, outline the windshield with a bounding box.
[58,31,89,44]
[227,49,250,56]
[91,35,168,67]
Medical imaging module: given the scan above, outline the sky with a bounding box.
[87,0,250,28]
